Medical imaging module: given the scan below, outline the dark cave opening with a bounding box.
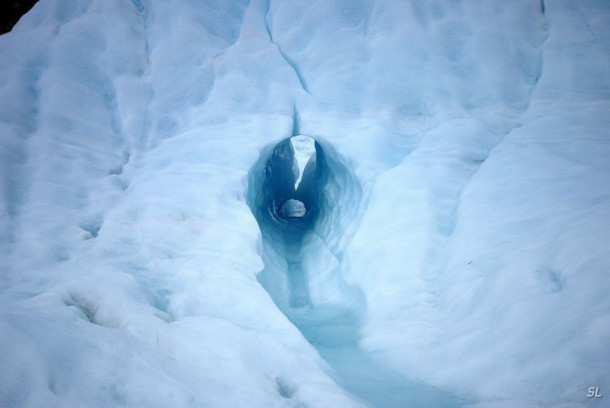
[258,137,323,233]
[248,136,325,307]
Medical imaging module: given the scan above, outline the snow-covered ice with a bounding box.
[1,0,609,407]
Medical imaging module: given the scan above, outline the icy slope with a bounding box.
[1,0,609,407]
[0,1,362,407]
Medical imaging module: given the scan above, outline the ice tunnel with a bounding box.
[246,135,362,311]
[247,136,462,408]
[255,135,322,235]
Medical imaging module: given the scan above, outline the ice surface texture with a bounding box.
[1,0,609,407]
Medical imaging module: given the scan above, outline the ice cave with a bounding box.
[0,0,609,407]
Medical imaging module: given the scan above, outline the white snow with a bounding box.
[290,135,316,190]
[1,0,609,407]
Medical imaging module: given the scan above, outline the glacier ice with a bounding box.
[282,199,306,218]
[1,0,610,407]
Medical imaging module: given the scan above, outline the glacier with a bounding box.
[1,0,609,407]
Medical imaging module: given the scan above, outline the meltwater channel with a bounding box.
[247,135,464,407]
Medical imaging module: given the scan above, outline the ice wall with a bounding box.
[1,0,609,407]
[0,1,363,407]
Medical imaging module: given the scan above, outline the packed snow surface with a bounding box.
[1,0,610,407]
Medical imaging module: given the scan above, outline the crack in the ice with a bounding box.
[276,47,311,95]
[291,105,300,136]
[264,0,311,95]
[131,0,153,151]
[131,0,144,13]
